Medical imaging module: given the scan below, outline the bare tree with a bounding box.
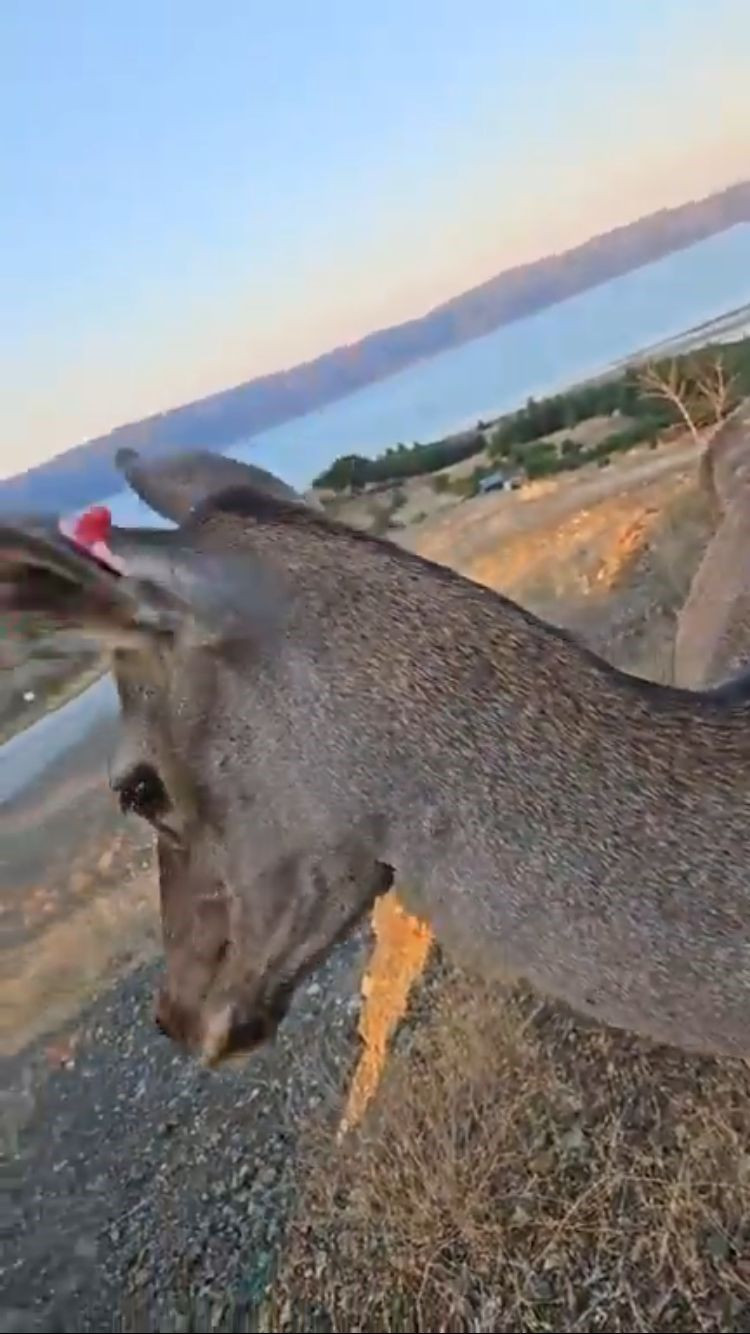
[636,352,739,446]
[693,352,739,426]
[635,359,703,445]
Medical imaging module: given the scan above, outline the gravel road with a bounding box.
[2,926,371,1333]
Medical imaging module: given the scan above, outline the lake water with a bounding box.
[102,222,750,524]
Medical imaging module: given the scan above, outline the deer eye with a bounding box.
[116,763,170,823]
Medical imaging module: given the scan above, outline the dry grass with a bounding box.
[270,964,750,1333]
[539,414,635,451]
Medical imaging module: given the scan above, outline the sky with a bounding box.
[0,0,748,477]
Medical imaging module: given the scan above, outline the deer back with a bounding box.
[676,401,750,687]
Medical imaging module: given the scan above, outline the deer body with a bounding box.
[4,439,750,1064]
[187,493,750,1059]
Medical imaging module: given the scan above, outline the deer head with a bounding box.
[0,450,391,1064]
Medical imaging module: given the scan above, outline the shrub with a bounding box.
[524,441,563,480]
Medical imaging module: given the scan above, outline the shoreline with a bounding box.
[438,301,750,444]
[0,655,106,749]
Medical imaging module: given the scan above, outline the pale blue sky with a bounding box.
[0,0,747,473]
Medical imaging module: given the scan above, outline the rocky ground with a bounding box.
[2,926,373,1334]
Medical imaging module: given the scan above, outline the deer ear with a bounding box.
[1,515,286,648]
[0,515,138,640]
[0,518,196,644]
[107,526,287,644]
[0,514,200,650]
[116,447,310,524]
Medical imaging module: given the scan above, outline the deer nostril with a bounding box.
[154,998,172,1039]
[154,992,196,1048]
[114,763,170,823]
[154,988,178,1041]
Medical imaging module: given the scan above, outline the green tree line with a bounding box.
[313,336,750,493]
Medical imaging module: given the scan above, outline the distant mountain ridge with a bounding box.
[1,179,748,515]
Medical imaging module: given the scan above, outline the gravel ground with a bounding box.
[2,925,372,1334]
